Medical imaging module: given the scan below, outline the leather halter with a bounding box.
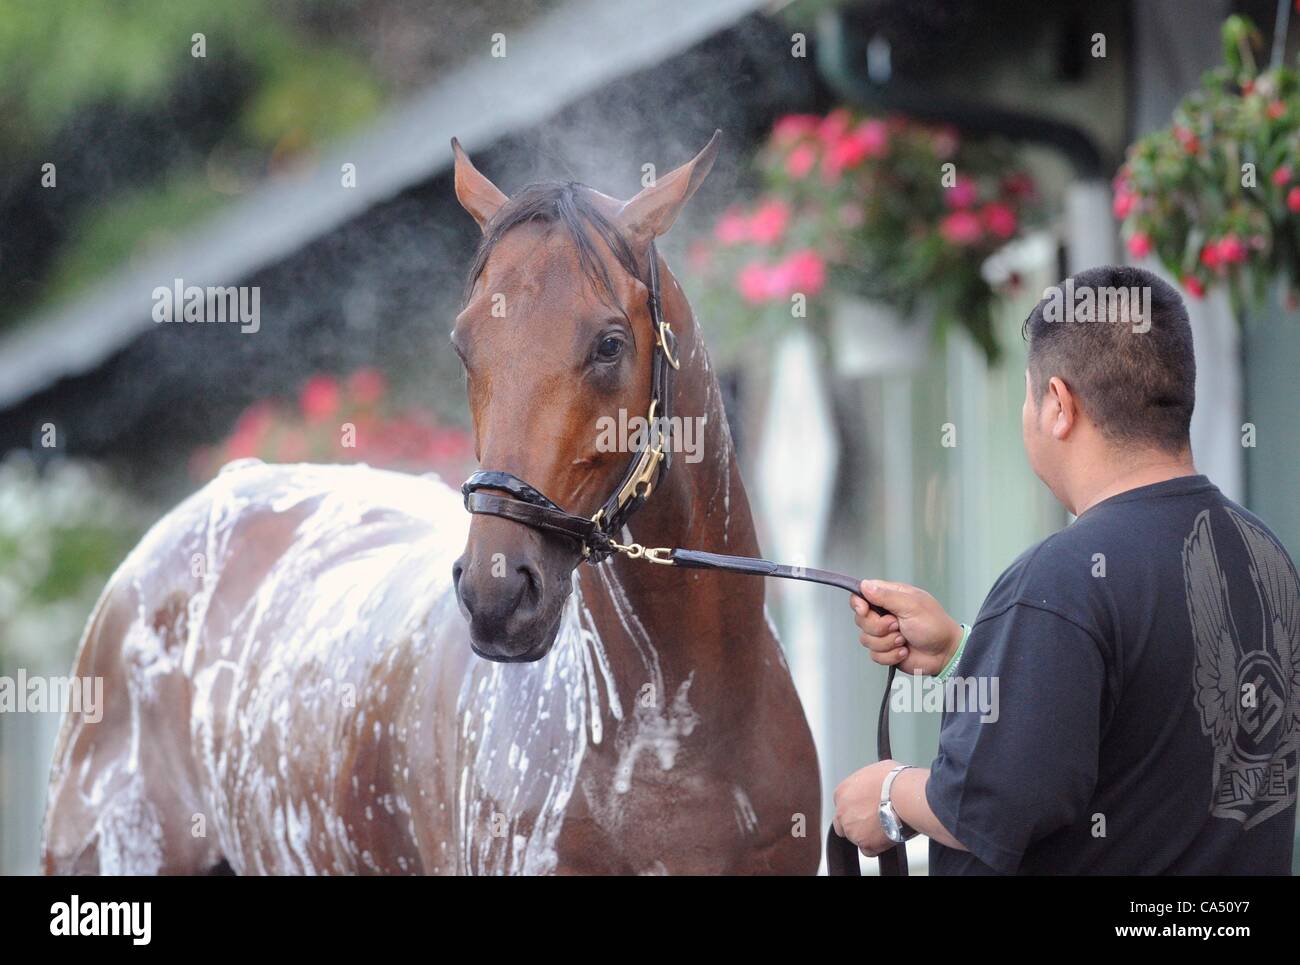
[460,240,905,877]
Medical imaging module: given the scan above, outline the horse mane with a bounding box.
[463,181,644,311]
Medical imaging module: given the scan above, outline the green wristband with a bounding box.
[934,623,970,682]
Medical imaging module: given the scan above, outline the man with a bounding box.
[834,265,1299,874]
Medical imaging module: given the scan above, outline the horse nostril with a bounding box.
[453,554,546,635]
[516,564,542,610]
[452,559,474,614]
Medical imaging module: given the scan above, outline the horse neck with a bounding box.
[576,265,771,718]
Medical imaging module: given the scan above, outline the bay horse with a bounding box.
[42,133,822,874]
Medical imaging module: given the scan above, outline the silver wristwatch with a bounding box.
[878,764,917,844]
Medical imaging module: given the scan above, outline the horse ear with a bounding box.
[617,130,721,248]
[452,137,508,231]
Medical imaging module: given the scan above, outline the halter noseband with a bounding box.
[460,241,679,564]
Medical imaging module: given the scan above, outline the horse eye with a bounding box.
[595,335,624,361]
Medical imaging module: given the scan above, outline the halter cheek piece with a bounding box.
[459,240,905,878]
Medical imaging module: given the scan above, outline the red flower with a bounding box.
[1126,231,1152,259]
[715,209,750,245]
[300,375,340,422]
[1173,126,1200,154]
[819,122,879,180]
[772,114,820,145]
[737,262,774,304]
[1288,186,1300,213]
[773,250,827,297]
[1182,276,1206,299]
[748,200,790,245]
[1217,234,1247,264]
[786,144,817,179]
[1200,241,1224,269]
[852,119,890,158]
[980,203,1018,239]
[1267,101,1286,120]
[817,109,852,145]
[347,367,387,407]
[1272,165,1293,186]
[824,139,863,177]
[940,210,983,245]
[1113,190,1137,219]
[946,179,978,209]
[1002,172,1035,199]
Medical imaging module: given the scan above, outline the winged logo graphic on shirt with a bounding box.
[1182,508,1300,828]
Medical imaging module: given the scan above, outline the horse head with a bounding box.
[450,134,719,661]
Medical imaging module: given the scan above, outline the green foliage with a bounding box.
[0,0,383,149]
[241,43,382,145]
[0,0,196,147]
[41,172,228,302]
[0,0,386,327]
[0,453,148,667]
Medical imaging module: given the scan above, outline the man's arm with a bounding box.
[893,767,964,851]
[839,579,971,854]
[833,760,967,856]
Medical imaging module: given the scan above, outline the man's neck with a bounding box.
[1070,449,1198,516]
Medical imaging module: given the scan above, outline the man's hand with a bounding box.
[832,760,899,857]
[850,579,963,676]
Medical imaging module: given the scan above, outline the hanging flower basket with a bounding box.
[1114,15,1300,317]
[686,109,1039,363]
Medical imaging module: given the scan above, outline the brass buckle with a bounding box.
[609,540,675,565]
[657,321,680,370]
[613,445,663,510]
[611,399,665,509]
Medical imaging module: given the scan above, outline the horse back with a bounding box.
[43,461,473,874]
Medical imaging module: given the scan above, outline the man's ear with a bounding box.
[452,137,508,232]
[617,130,721,249]
[1048,376,1078,440]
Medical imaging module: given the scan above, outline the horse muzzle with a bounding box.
[452,527,576,662]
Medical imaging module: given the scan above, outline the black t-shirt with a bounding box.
[927,475,1299,874]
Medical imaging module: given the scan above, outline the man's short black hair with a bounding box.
[1022,265,1196,454]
